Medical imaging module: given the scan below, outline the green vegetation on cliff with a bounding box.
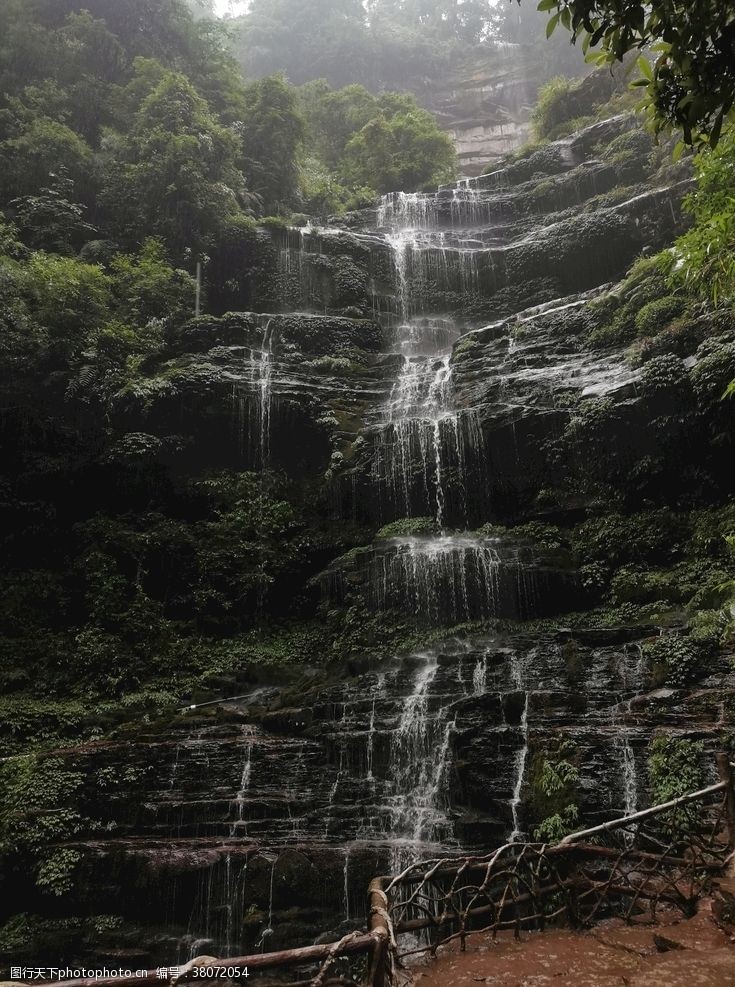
[1,0,735,967]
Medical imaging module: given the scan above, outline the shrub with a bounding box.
[532,76,580,140]
[572,511,688,570]
[670,127,735,306]
[634,296,687,338]
[643,636,709,688]
[0,756,85,895]
[638,353,690,396]
[648,736,705,803]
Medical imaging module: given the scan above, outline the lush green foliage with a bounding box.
[648,736,705,803]
[529,741,581,841]
[531,64,634,141]
[297,81,455,202]
[239,75,305,214]
[0,756,85,895]
[672,128,735,306]
[535,0,735,146]
[341,105,455,194]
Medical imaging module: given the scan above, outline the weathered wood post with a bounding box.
[715,752,735,850]
[367,877,390,987]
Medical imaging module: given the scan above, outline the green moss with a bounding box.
[599,129,655,183]
[259,216,290,230]
[586,252,676,348]
[452,334,480,359]
[634,295,687,337]
[375,517,439,539]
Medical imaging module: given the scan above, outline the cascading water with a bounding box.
[256,318,274,466]
[509,652,529,841]
[387,655,455,870]
[234,316,276,468]
[372,187,493,525]
[229,730,254,837]
[510,695,529,841]
[58,113,699,970]
[472,655,488,696]
[366,534,541,626]
[376,350,463,524]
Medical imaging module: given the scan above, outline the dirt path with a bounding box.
[409,901,735,986]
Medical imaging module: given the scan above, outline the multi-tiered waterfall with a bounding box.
[58,116,713,966]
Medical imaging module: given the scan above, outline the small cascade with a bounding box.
[257,853,278,952]
[611,646,641,823]
[179,854,249,961]
[324,703,348,838]
[385,232,413,319]
[387,655,455,869]
[510,694,529,841]
[234,316,277,467]
[256,318,274,466]
[366,673,386,782]
[610,705,639,843]
[450,187,493,228]
[167,743,182,795]
[367,535,542,626]
[508,652,529,841]
[275,226,319,309]
[229,731,254,837]
[343,848,350,921]
[377,350,462,523]
[472,655,488,695]
[620,727,638,819]
[378,191,436,230]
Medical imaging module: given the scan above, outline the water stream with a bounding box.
[387,654,455,870]
[144,138,672,960]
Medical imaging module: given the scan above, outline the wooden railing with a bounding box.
[36,754,735,987]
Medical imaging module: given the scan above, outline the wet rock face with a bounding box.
[318,535,579,626]
[64,627,733,963]
[39,117,724,970]
[119,117,690,526]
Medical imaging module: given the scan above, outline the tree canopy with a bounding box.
[229,0,582,94]
[535,0,735,146]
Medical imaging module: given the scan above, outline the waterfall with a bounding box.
[366,535,540,626]
[611,700,639,823]
[378,191,436,230]
[472,655,488,695]
[383,232,411,319]
[366,672,386,782]
[324,703,348,838]
[620,729,638,818]
[229,733,254,837]
[256,318,274,466]
[343,848,350,921]
[377,350,459,523]
[510,694,529,841]
[372,184,495,526]
[235,317,276,467]
[508,650,529,840]
[388,655,454,869]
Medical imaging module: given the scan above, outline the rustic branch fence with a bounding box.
[40,754,735,987]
